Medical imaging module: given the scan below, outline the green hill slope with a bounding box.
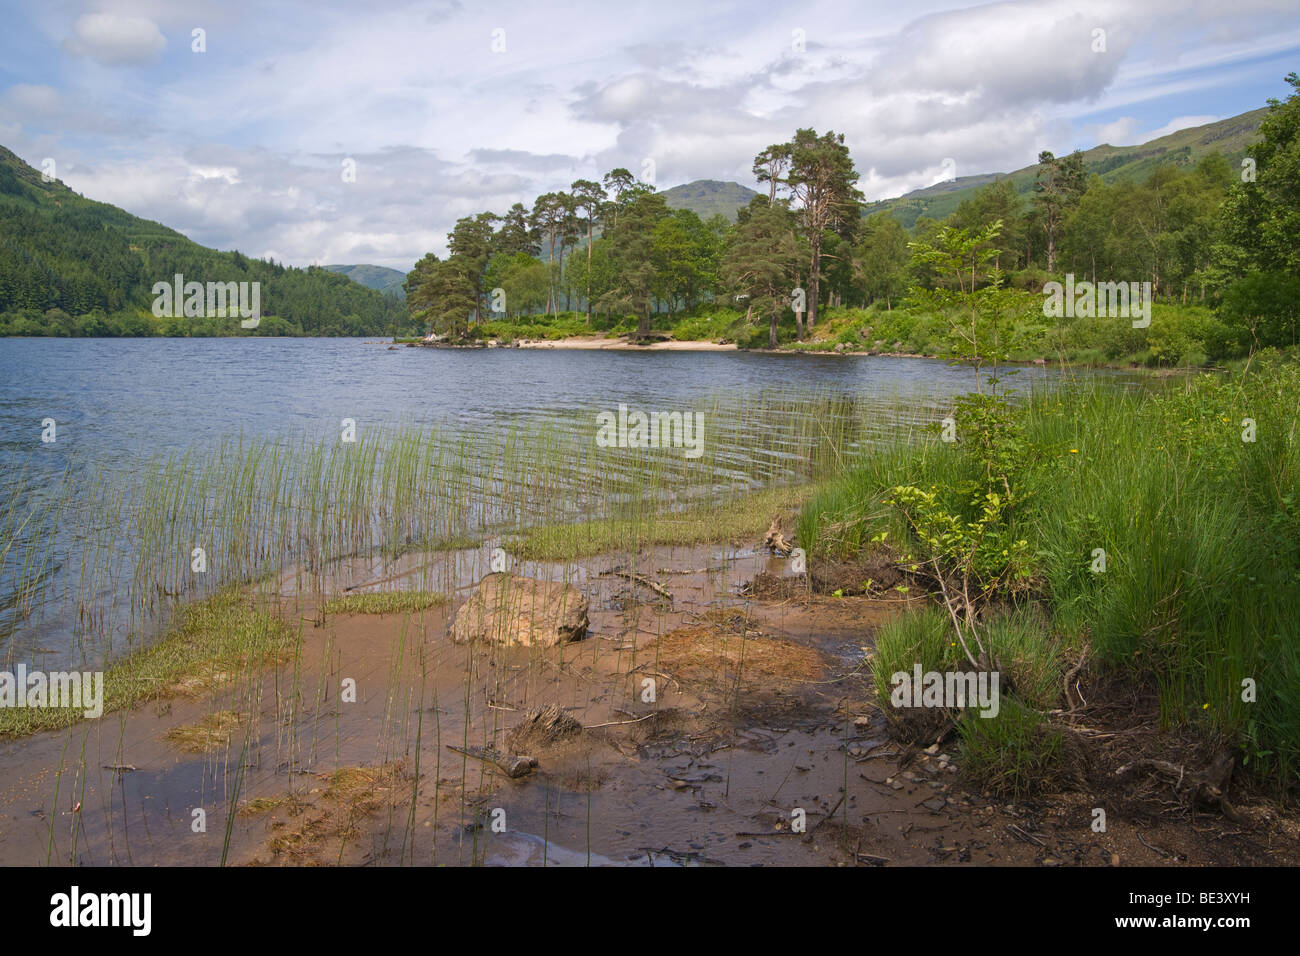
[323,263,407,296]
[0,145,405,336]
[661,179,759,221]
[866,108,1267,228]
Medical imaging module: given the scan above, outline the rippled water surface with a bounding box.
[0,337,1142,667]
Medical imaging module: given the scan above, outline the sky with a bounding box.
[1,0,1297,272]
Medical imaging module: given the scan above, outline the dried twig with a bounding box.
[1062,639,1090,712]
[602,569,672,600]
[585,713,656,729]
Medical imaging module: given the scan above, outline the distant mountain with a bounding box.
[323,264,407,296]
[867,108,1268,228]
[662,179,759,221]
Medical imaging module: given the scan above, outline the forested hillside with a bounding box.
[0,146,408,336]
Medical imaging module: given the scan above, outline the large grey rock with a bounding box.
[450,573,589,648]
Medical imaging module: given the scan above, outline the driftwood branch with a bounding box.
[446,744,537,779]
[1062,640,1090,712]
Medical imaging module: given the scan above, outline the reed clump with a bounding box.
[323,591,448,615]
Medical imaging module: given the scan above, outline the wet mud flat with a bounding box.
[0,542,1296,867]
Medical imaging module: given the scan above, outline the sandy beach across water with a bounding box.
[513,335,738,351]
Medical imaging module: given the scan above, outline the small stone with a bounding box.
[920,797,946,812]
[924,743,940,755]
[854,716,871,728]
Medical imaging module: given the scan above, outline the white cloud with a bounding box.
[5,0,1292,270]
[63,13,167,65]
[1087,114,1221,147]
[1088,116,1141,146]
[4,84,60,115]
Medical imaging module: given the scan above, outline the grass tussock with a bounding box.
[163,710,245,753]
[239,796,290,817]
[322,590,448,615]
[265,762,407,863]
[0,588,296,739]
[957,698,1067,798]
[512,484,816,561]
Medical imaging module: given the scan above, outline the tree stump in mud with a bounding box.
[763,516,794,556]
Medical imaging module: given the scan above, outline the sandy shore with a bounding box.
[514,335,737,351]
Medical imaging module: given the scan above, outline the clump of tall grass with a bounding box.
[323,591,448,615]
[163,709,245,753]
[958,698,1065,798]
[870,604,1061,747]
[0,587,293,738]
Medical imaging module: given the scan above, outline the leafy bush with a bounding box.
[1219,272,1300,351]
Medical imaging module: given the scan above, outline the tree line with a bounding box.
[409,76,1299,353]
[406,128,866,345]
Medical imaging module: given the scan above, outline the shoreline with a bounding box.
[407,335,1199,371]
[516,335,737,351]
[411,333,937,359]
